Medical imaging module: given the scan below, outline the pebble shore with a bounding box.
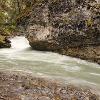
[0,71,99,100]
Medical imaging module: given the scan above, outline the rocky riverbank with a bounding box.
[0,70,100,100]
[17,0,100,64]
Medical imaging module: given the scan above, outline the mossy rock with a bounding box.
[0,34,11,48]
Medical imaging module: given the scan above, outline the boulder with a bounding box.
[17,0,100,64]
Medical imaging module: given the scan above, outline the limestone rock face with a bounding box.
[17,0,100,64]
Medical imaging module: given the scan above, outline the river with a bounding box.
[0,36,100,90]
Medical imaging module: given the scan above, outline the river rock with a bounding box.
[17,0,100,64]
[0,70,99,100]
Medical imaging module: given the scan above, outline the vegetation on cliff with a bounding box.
[0,0,23,47]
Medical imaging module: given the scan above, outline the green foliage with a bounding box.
[0,34,6,43]
[0,0,27,36]
[86,18,93,27]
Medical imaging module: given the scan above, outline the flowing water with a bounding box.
[0,36,100,89]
